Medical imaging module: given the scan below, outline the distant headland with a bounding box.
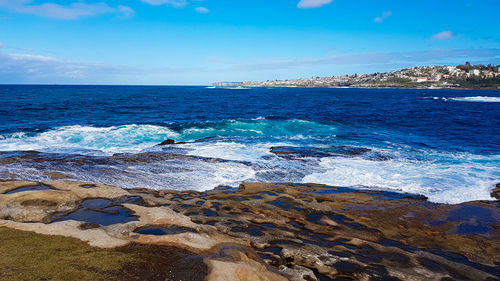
[214,63,500,89]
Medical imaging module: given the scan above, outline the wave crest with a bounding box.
[0,118,336,154]
[450,96,500,102]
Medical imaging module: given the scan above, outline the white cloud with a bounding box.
[9,53,57,62]
[118,5,136,18]
[0,0,134,19]
[195,6,209,13]
[140,0,187,7]
[0,51,198,84]
[374,11,392,23]
[297,0,333,9]
[432,31,453,40]
[0,42,4,48]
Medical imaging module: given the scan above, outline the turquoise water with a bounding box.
[0,85,499,203]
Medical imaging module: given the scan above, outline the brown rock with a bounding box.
[270,146,294,155]
[492,183,500,200]
[279,265,319,281]
[159,139,175,145]
[206,251,288,281]
[1,180,500,281]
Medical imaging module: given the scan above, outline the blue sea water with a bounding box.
[0,85,499,203]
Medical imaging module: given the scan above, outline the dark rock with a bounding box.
[159,139,176,145]
[214,184,237,191]
[270,146,295,155]
[270,146,372,158]
[195,136,218,142]
[492,183,500,200]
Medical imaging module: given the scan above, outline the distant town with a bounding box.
[214,63,500,89]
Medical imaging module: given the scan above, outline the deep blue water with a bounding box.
[0,85,499,203]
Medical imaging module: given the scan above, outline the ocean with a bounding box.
[0,85,499,204]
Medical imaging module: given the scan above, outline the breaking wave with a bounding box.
[450,96,500,103]
[0,118,336,155]
[0,118,497,204]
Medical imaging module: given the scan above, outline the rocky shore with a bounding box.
[1,180,499,281]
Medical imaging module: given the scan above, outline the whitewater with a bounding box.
[0,85,498,204]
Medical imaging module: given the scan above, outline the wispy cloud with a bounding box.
[0,41,36,52]
[213,49,500,71]
[297,0,333,9]
[0,53,117,81]
[140,0,188,7]
[2,48,498,84]
[431,30,453,40]
[195,7,209,14]
[374,11,392,23]
[0,51,198,84]
[0,0,134,19]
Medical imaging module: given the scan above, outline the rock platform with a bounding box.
[0,180,499,281]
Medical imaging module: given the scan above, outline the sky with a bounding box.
[0,0,499,85]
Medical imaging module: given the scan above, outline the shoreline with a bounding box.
[1,180,499,280]
[216,85,500,90]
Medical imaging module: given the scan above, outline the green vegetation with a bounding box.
[0,227,206,281]
[0,227,128,280]
[457,62,499,72]
[454,77,500,89]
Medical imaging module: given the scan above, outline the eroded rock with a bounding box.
[1,180,499,281]
[159,139,176,145]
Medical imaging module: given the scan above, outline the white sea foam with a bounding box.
[0,121,497,204]
[175,141,500,204]
[303,154,499,204]
[0,124,179,155]
[450,96,500,103]
[0,119,336,155]
[0,158,257,192]
[182,141,291,162]
[0,139,498,203]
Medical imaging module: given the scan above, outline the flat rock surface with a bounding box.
[0,180,499,281]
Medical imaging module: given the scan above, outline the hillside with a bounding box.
[216,63,500,89]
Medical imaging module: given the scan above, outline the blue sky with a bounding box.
[0,0,499,85]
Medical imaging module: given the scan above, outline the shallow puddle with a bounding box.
[58,206,137,226]
[231,226,263,236]
[81,198,112,209]
[269,197,302,211]
[115,196,146,206]
[135,226,192,236]
[447,204,497,235]
[203,209,218,217]
[6,185,52,194]
[259,191,278,197]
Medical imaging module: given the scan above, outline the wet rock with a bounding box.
[269,146,372,158]
[491,183,500,200]
[281,247,338,278]
[1,180,500,281]
[159,139,176,145]
[279,265,319,281]
[195,136,218,142]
